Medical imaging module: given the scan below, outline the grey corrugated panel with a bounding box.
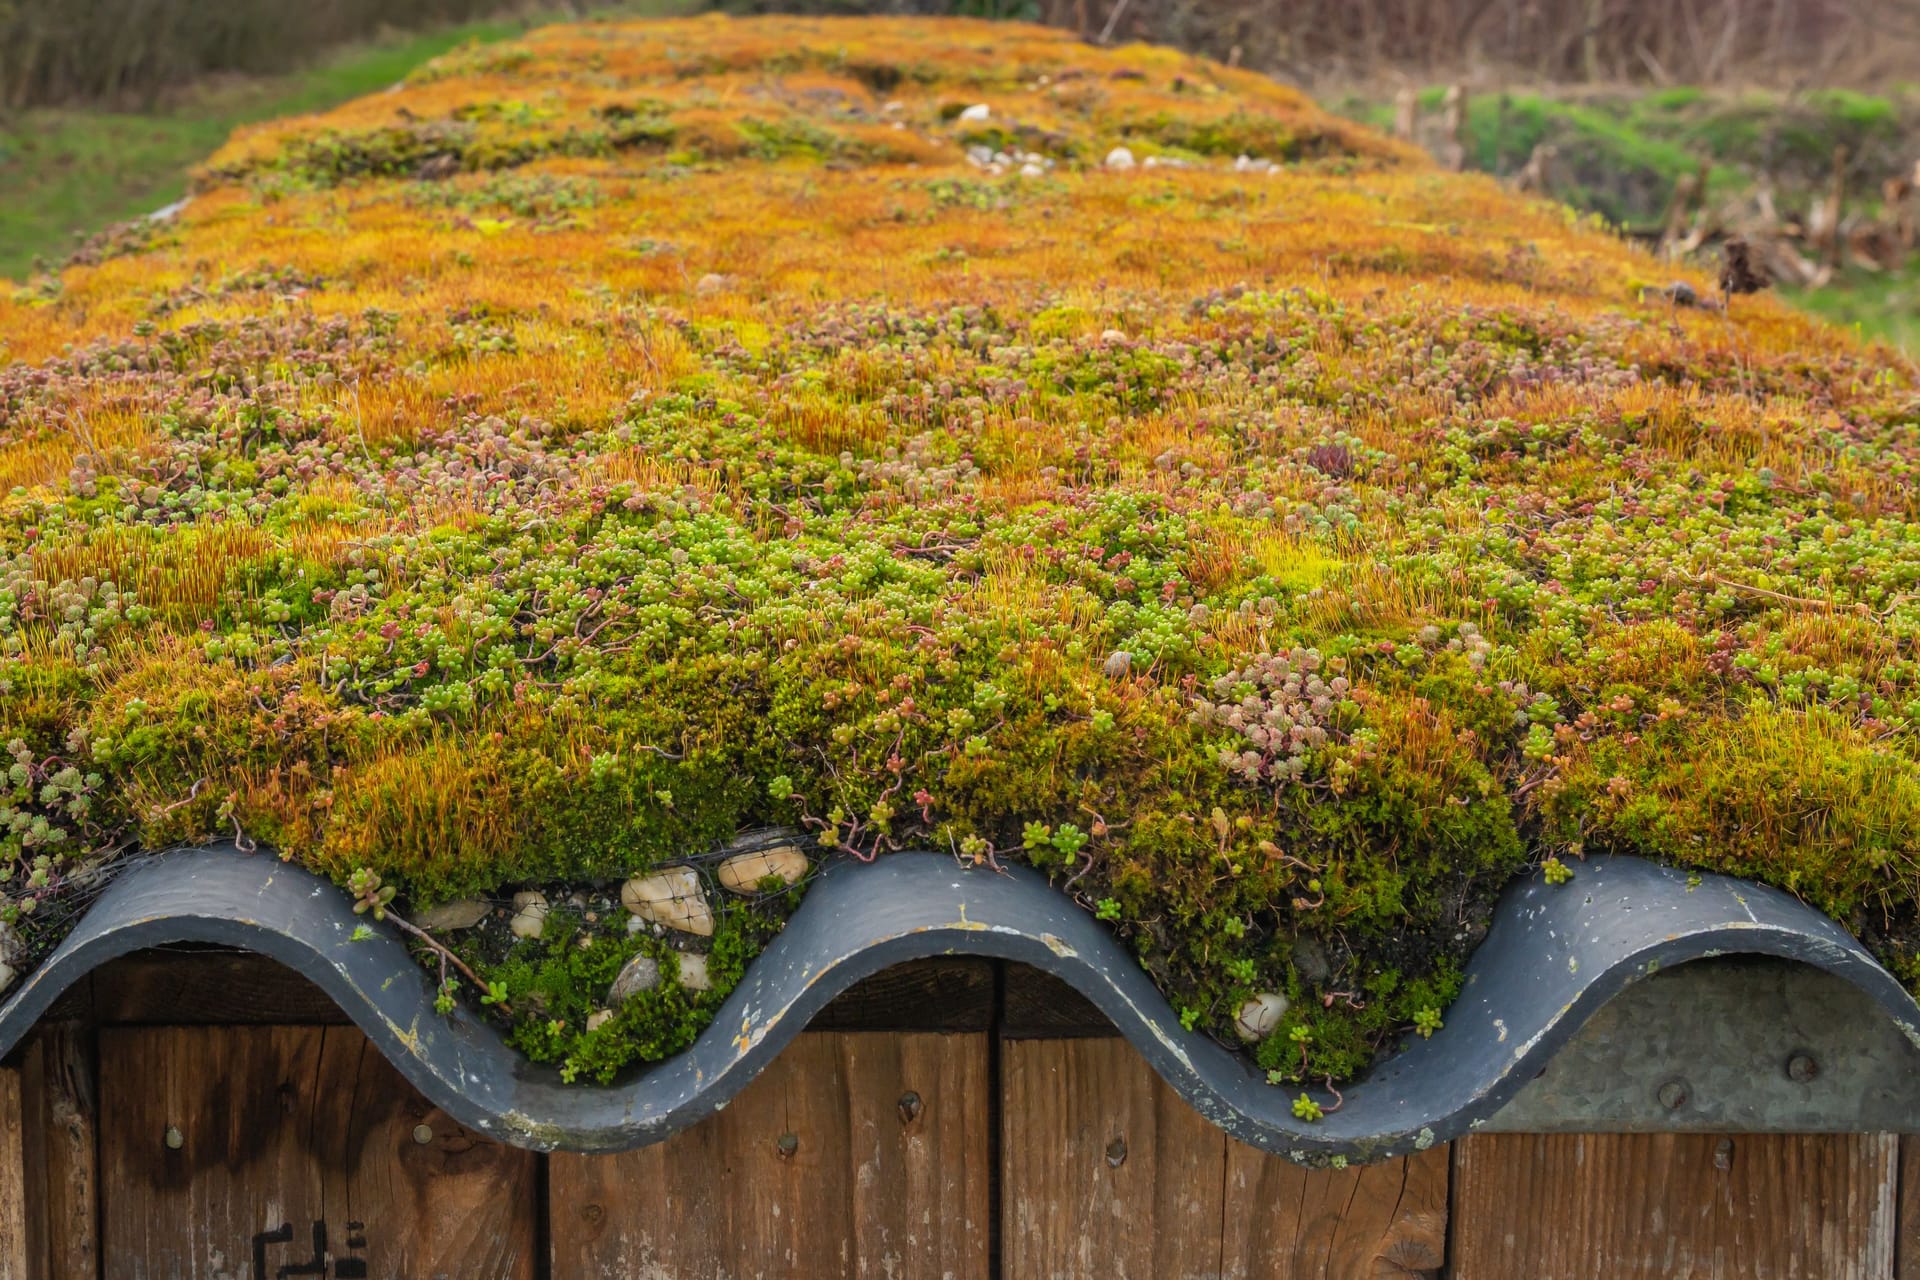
[2,845,1916,1162]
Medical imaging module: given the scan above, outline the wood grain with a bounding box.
[1222,1139,1448,1278]
[806,957,997,1032]
[98,1024,537,1279]
[92,949,349,1024]
[549,1030,991,1280]
[1000,1036,1448,1280]
[0,1059,28,1280]
[1900,1136,1920,1280]
[22,1026,97,1280]
[1452,1132,1898,1280]
[1001,963,1113,1039]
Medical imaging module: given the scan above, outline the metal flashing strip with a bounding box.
[2,845,1916,1161]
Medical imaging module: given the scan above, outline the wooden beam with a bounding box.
[549,1031,991,1279]
[1452,1132,1898,1279]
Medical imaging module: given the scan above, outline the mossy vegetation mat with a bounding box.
[2,15,1917,1097]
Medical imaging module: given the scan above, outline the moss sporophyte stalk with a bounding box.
[2,15,1919,1090]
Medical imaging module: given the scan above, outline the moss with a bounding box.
[458,893,785,1084]
[2,14,1916,1089]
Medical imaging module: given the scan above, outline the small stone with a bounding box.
[1103,650,1132,678]
[881,99,905,114]
[509,891,549,940]
[586,1009,614,1033]
[1234,993,1289,1043]
[717,845,809,894]
[1099,328,1127,344]
[414,898,490,932]
[1019,162,1044,177]
[677,952,712,991]
[695,272,728,296]
[609,954,661,1004]
[1104,146,1135,170]
[621,867,714,936]
[958,103,991,122]
[0,963,14,996]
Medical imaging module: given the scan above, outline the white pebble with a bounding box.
[415,898,490,932]
[678,952,712,991]
[958,103,991,122]
[1235,993,1289,1042]
[718,845,809,893]
[586,1009,614,1033]
[509,891,548,940]
[622,867,715,936]
[1104,146,1135,170]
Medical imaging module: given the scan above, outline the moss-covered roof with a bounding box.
[3,15,1917,1090]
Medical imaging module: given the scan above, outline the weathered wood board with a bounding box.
[549,1030,992,1280]
[0,1057,27,1280]
[0,1027,97,1280]
[999,1036,1449,1279]
[1,949,1916,1280]
[97,1024,537,1279]
[1452,1131,1899,1279]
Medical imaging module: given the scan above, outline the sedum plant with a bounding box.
[1,15,1917,1086]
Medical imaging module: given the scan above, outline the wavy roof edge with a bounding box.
[3,847,1914,1160]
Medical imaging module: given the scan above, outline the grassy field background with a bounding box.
[0,6,688,280]
[1,12,1913,349]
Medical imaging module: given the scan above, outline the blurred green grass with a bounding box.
[1783,262,1920,356]
[0,9,628,280]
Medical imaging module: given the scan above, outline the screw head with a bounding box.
[1104,1136,1128,1168]
[775,1131,799,1158]
[1786,1052,1819,1084]
[1656,1079,1690,1111]
[897,1091,923,1125]
[163,1125,183,1151]
[412,1123,435,1145]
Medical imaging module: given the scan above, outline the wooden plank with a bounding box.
[1001,1037,1227,1279]
[1001,1036,1449,1280]
[549,1031,991,1279]
[24,1026,98,1280]
[807,957,997,1032]
[1001,963,1113,1039]
[0,1057,29,1280]
[1900,1136,1920,1280]
[92,948,349,1024]
[1221,1139,1448,1279]
[1453,1132,1899,1280]
[99,1024,537,1279]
